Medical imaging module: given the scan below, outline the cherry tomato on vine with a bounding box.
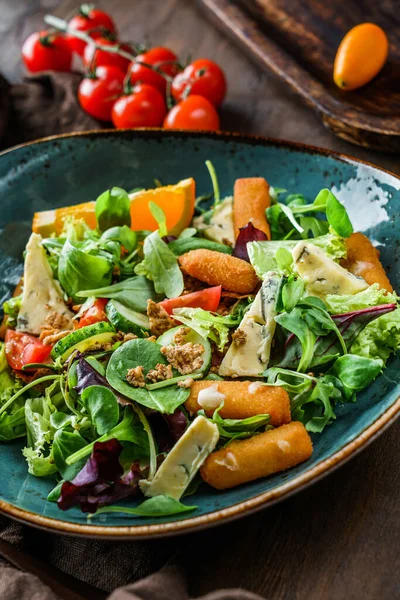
[78,65,124,122]
[163,95,220,131]
[5,330,52,371]
[67,6,117,56]
[83,38,132,72]
[112,84,167,128]
[129,47,179,94]
[171,58,226,106]
[22,31,73,73]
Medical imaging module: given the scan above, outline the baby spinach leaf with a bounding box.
[58,239,113,301]
[282,278,305,312]
[316,189,353,237]
[106,339,190,413]
[81,385,119,436]
[77,276,159,312]
[94,495,197,518]
[95,187,131,231]
[53,430,89,480]
[135,231,184,299]
[275,248,293,274]
[330,354,383,400]
[100,226,137,253]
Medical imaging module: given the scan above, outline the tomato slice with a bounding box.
[78,298,109,328]
[159,286,222,315]
[5,330,52,371]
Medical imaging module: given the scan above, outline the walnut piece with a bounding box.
[232,328,247,348]
[147,299,176,337]
[178,378,194,388]
[161,342,204,375]
[44,311,72,330]
[146,363,173,383]
[126,365,146,387]
[173,327,190,346]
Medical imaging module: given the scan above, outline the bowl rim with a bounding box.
[0,128,399,539]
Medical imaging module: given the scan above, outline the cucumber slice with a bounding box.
[106,300,150,336]
[157,326,211,374]
[51,322,116,361]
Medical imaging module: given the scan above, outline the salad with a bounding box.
[1,164,399,519]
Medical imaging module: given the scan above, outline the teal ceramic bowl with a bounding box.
[0,130,399,539]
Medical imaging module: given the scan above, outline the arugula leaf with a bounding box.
[330,354,383,400]
[94,495,197,518]
[135,231,184,299]
[275,308,316,372]
[81,385,119,436]
[58,239,113,302]
[106,339,190,413]
[95,187,131,231]
[77,276,159,312]
[149,201,168,238]
[201,402,270,441]
[100,226,137,253]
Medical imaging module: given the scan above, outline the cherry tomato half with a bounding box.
[163,95,220,131]
[5,330,52,371]
[112,84,167,129]
[159,286,222,315]
[172,59,226,106]
[78,299,109,328]
[129,47,179,94]
[78,65,124,122]
[22,31,73,73]
[83,38,132,73]
[67,7,117,56]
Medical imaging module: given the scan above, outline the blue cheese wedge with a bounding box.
[17,233,74,335]
[292,241,368,299]
[219,273,281,377]
[193,197,235,246]
[139,415,219,500]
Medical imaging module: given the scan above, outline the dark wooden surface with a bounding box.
[1,1,399,598]
[198,0,400,152]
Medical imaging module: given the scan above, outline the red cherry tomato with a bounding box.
[163,95,220,131]
[112,84,167,129]
[21,31,73,73]
[172,59,226,106]
[159,286,222,315]
[5,330,52,371]
[83,38,132,72]
[78,66,124,122]
[78,299,109,329]
[67,8,117,56]
[129,47,178,94]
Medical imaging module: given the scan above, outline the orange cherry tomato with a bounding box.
[159,286,222,315]
[5,330,52,371]
[163,95,220,131]
[333,23,389,91]
[78,299,109,329]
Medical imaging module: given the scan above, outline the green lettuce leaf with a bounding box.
[350,308,400,364]
[172,307,242,351]
[248,233,346,278]
[325,284,398,313]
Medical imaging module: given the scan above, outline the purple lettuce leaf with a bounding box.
[75,357,130,406]
[163,408,188,443]
[272,303,396,370]
[58,439,142,513]
[149,408,188,453]
[232,222,268,262]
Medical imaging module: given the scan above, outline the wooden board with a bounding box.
[198,0,400,152]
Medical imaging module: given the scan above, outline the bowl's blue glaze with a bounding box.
[0,130,399,538]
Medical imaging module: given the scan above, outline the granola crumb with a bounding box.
[232,328,247,348]
[115,331,138,343]
[147,299,176,337]
[39,329,70,346]
[178,378,194,388]
[126,365,146,387]
[173,327,190,346]
[161,342,204,375]
[146,363,173,383]
[43,311,72,331]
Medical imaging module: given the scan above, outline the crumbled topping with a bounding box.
[161,342,204,375]
[183,274,205,294]
[39,329,70,346]
[72,304,83,313]
[173,327,190,346]
[147,299,176,337]
[44,311,72,330]
[178,377,194,388]
[126,365,146,387]
[146,363,173,383]
[232,328,247,348]
[115,331,138,344]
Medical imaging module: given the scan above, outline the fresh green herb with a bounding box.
[81,385,119,436]
[93,495,197,518]
[95,187,131,231]
[149,201,168,237]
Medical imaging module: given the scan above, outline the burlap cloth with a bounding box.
[0,72,264,600]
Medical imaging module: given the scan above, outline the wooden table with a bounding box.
[1,1,399,598]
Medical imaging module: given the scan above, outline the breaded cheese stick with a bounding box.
[200,422,312,490]
[233,178,271,239]
[179,249,258,294]
[185,380,291,427]
[342,232,393,292]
